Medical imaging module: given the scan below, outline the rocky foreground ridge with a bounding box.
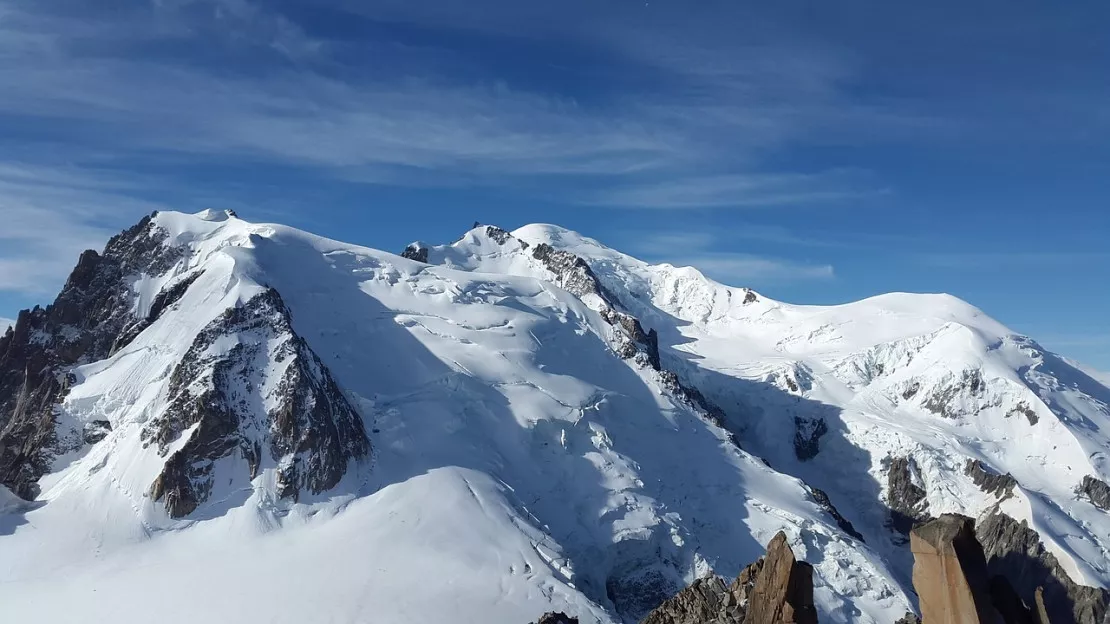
[531,514,1104,624]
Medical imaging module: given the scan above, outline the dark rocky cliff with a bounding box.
[0,214,371,516]
[144,289,371,517]
[0,214,180,499]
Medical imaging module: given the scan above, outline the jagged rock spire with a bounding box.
[910,514,1042,624]
[640,531,816,624]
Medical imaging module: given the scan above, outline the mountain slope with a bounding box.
[0,212,1107,624]
[416,222,1110,622]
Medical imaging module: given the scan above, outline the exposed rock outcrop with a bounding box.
[792,417,827,461]
[805,485,864,542]
[921,369,986,419]
[964,460,1018,500]
[401,243,429,263]
[1005,402,1038,426]
[976,512,1108,624]
[144,289,371,517]
[1078,475,1110,511]
[887,456,930,535]
[532,612,578,624]
[528,241,660,371]
[910,514,1007,623]
[469,227,736,445]
[909,513,1109,624]
[641,532,814,624]
[0,213,182,500]
[742,532,817,624]
[112,270,204,354]
[641,560,761,624]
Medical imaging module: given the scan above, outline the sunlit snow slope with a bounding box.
[1,212,1107,624]
[495,224,1110,597]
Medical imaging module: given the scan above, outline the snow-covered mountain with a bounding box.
[1,211,1107,624]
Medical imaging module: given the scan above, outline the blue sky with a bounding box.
[0,0,1108,368]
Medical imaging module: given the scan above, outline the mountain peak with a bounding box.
[0,211,1107,623]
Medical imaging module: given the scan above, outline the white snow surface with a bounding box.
[0,213,1107,623]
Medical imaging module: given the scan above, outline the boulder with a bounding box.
[1079,475,1110,511]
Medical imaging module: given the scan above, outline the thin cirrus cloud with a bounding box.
[0,0,899,297]
[0,163,164,294]
[0,1,913,183]
[659,253,835,283]
[582,171,889,209]
[626,232,835,284]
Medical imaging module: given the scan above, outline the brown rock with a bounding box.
[638,531,811,624]
[910,514,1003,624]
[742,532,817,624]
[1032,588,1050,624]
[640,575,739,624]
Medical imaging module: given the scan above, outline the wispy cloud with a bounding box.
[0,0,906,302]
[0,317,13,332]
[583,170,888,209]
[0,163,165,293]
[625,231,834,285]
[0,1,928,186]
[663,253,835,283]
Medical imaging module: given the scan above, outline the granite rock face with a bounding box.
[144,289,371,517]
[975,512,1108,624]
[1078,475,1110,511]
[2,212,372,517]
[742,532,818,624]
[0,214,181,500]
[887,456,930,535]
[640,567,758,624]
[909,514,1005,624]
[805,485,864,542]
[641,532,814,624]
[907,513,1108,624]
[964,460,1018,500]
[921,369,986,419]
[401,243,429,263]
[792,417,828,461]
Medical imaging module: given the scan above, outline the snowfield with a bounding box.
[0,211,1107,623]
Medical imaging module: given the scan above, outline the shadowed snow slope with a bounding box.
[0,213,1107,624]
